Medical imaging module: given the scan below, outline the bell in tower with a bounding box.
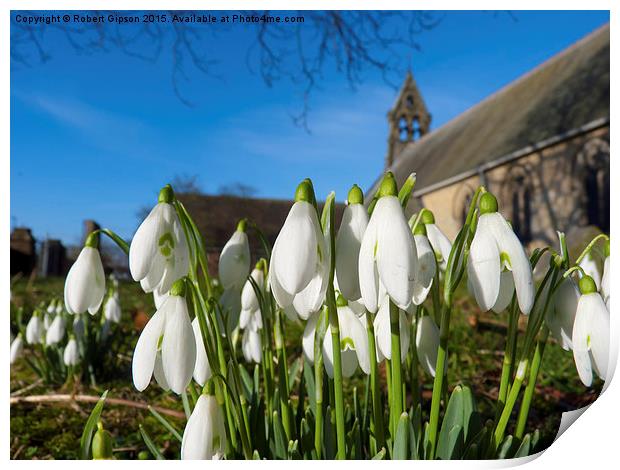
[385,70,431,168]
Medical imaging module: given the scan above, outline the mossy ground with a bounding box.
[10,277,601,459]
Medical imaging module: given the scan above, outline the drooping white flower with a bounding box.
[415,315,441,377]
[302,311,321,364]
[268,180,329,320]
[323,304,370,378]
[47,300,56,315]
[43,311,53,330]
[181,394,227,460]
[63,337,80,366]
[104,294,122,323]
[411,228,436,306]
[10,334,23,364]
[422,211,453,271]
[218,222,251,290]
[46,315,66,345]
[154,290,169,309]
[572,275,609,387]
[64,238,106,315]
[192,318,212,386]
[26,313,44,344]
[129,185,189,296]
[359,174,417,313]
[545,278,580,351]
[241,329,262,364]
[335,185,369,301]
[467,193,534,314]
[132,282,196,394]
[579,252,601,291]
[219,287,242,334]
[239,266,264,331]
[374,296,410,363]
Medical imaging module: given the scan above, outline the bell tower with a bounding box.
[385,71,431,168]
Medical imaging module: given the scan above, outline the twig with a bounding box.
[9,394,185,419]
[10,378,44,397]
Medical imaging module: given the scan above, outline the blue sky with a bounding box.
[10,10,609,245]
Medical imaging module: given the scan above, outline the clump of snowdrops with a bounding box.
[68,173,610,460]
[11,274,125,385]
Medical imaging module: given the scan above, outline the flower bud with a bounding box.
[92,421,114,460]
[479,192,498,214]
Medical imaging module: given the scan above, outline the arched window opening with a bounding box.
[412,118,422,140]
[406,95,414,109]
[398,116,409,142]
[585,165,610,232]
[511,178,532,243]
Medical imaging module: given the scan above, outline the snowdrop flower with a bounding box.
[104,294,122,323]
[359,172,417,313]
[572,275,610,386]
[46,315,66,345]
[43,311,54,330]
[129,185,190,296]
[416,315,441,377]
[411,224,436,305]
[241,329,262,364]
[218,220,251,290]
[10,334,23,364]
[63,336,80,366]
[335,185,369,301]
[153,290,169,309]
[374,296,410,363]
[132,279,196,394]
[545,278,580,351]
[64,233,106,315]
[239,265,264,329]
[181,392,227,460]
[55,301,64,315]
[323,300,370,377]
[422,211,453,271]
[268,179,329,319]
[579,252,601,291]
[467,193,534,314]
[192,318,212,386]
[47,300,56,315]
[26,312,44,344]
[219,287,242,334]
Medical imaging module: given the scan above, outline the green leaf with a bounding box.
[288,439,301,460]
[139,425,165,460]
[181,391,191,419]
[497,435,515,459]
[303,359,316,415]
[239,364,253,402]
[252,450,261,460]
[372,447,387,460]
[79,390,108,460]
[288,356,303,391]
[393,413,411,460]
[531,429,541,453]
[324,406,337,460]
[147,406,182,442]
[398,173,417,209]
[436,425,464,460]
[437,385,481,459]
[514,434,532,458]
[272,411,288,459]
[409,403,422,459]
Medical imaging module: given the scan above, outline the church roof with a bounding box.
[377,23,609,196]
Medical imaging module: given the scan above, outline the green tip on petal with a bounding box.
[84,232,99,249]
[236,218,247,232]
[579,275,597,295]
[421,210,435,225]
[294,178,316,204]
[378,172,398,198]
[479,192,498,214]
[413,223,427,236]
[336,292,348,307]
[170,278,187,297]
[347,184,364,205]
[604,239,610,257]
[203,378,215,396]
[158,184,175,204]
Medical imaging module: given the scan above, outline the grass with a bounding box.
[10,276,602,459]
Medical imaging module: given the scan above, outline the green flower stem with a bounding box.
[314,309,328,459]
[427,304,452,459]
[410,307,421,410]
[366,312,386,453]
[327,282,346,459]
[575,233,610,265]
[515,326,549,439]
[492,361,526,453]
[496,299,519,419]
[274,308,293,440]
[389,300,403,438]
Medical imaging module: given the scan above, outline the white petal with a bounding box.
[336,204,368,301]
[153,351,171,391]
[375,196,417,309]
[467,215,501,312]
[241,269,263,313]
[302,312,319,363]
[487,213,534,314]
[162,296,197,394]
[272,201,319,295]
[181,395,221,460]
[242,329,262,363]
[426,223,452,270]
[292,261,328,320]
[46,316,66,345]
[219,231,251,290]
[373,297,392,361]
[601,257,610,304]
[11,336,24,364]
[129,203,166,281]
[268,249,294,308]
[339,306,370,375]
[572,294,597,386]
[412,234,436,305]
[588,294,610,381]
[219,288,242,334]
[192,318,212,386]
[63,338,80,366]
[132,306,166,391]
[546,278,579,350]
[492,271,515,313]
[358,214,381,313]
[416,316,440,377]
[104,295,122,323]
[64,247,105,315]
